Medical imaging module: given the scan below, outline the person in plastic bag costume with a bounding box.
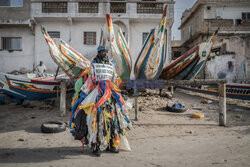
[69,46,131,157]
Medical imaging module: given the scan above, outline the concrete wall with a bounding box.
[0,27,34,72]
[205,37,248,82]
[206,55,236,82]
[180,6,204,42]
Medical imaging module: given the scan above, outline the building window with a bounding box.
[0,0,23,7]
[216,11,222,18]
[182,30,185,40]
[142,32,149,44]
[1,37,22,51]
[42,2,67,13]
[48,31,60,38]
[137,2,163,14]
[110,2,126,13]
[195,16,199,27]
[84,32,96,45]
[242,12,250,20]
[188,25,192,37]
[79,2,98,13]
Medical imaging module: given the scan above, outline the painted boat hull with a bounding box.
[0,73,73,100]
[160,30,218,80]
[41,27,90,79]
[134,6,168,80]
[160,46,199,80]
[178,83,250,101]
[100,14,132,80]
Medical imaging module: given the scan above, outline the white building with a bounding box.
[0,0,174,75]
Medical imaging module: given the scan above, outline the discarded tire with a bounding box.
[41,121,66,133]
[166,105,187,113]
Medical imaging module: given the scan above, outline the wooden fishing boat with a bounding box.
[99,14,132,80]
[160,30,218,80]
[134,6,168,80]
[178,83,250,100]
[41,27,91,80]
[160,46,199,80]
[0,73,72,100]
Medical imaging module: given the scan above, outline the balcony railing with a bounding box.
[78,2,98,13]
[110,2,126,13]
[137,2,163,14]
[42,2,67,13]
[209,19,250,32]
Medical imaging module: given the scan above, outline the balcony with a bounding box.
[208,19,250,32]
[30,1,174,22]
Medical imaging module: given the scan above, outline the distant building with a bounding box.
[179,0,250,81]
[0,0,174,74]
[171,40,182,60]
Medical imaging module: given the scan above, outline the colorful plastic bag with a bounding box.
[119,134,131,151]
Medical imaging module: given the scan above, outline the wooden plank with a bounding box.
[171,86,174,95]
[134,80,138,121]
[60,80,66,116]
[218,83,226,126]
[162,79,227,87]
[122,79,227,88]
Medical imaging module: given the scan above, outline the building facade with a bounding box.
[179,0,250,81]
[0,0,174,75]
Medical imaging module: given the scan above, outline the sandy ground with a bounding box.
[0,89,250,167]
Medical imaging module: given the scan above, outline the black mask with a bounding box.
[97,51,109,63]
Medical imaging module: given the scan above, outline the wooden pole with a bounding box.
[171,86,174,95]
[218,83,226,126]
[134,80,138,121]
[54,66,60,80]
[60,80,66,117]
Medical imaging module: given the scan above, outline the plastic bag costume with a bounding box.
[69,46,131,153]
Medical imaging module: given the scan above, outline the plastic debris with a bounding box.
[192,112,205,118]
[172,103,183,108]
[201,99,212,104]
[235,114,243,119]
[119,134,131,151]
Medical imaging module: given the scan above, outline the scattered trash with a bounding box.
[192,112,204,118]
[235,114,243,119]
[44,99,55,106]
[166,103,187,113]
[201,99,212,104]
[186,131,193,134]
[17,138,25,141]
[41,121,66,133]
[192,107,203,111]
[22,101,35,108]
[160,92,172,99]
[119,134,131,151]
[39,104,54,110]
[125,98,133,110]
[9,67,31,75]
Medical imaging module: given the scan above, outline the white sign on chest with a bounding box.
[93,63,114,81]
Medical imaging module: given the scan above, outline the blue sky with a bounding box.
[172,0,197,40]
